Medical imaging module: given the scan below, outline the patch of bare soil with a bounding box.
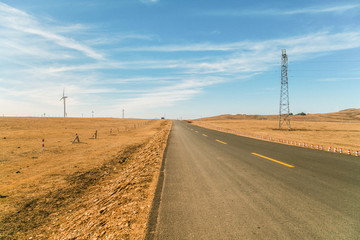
[0,120,171,239]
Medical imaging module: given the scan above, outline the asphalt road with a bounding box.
[147,120,360,239]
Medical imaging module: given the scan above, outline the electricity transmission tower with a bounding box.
[279,49,291,129]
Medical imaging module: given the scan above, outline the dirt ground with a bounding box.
[192,109,360,155]
[0,117,171,239]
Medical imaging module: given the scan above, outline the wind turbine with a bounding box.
[60,89,68,118]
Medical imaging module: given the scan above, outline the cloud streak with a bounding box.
[0,2,104,60]
[116,31,360,54]
[1,2,359,117]
[118,77,225,111]
[283,4,360,15]
[109,30,360,76]
[200,4,360,17]
[140,0,159,4]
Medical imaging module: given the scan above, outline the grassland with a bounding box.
[0,117,171,239]
[192,109,360,154]
[1,109,359,238]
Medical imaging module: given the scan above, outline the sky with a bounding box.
[0,0,359,119]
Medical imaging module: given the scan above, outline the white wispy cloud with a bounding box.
[116,30,360,54]
[86,33,157,46]
[284,4,360,15]
[18,29,360,92]
[140,0,159,4]
[113,30,360,76]
[115,42,241,52]
[118,77,225,111]
[0,2,104,60]
[200,4,360,17]
[1,2,360,117]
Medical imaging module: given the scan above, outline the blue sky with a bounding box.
[0,0,359,119]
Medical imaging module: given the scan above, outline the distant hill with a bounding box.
[194,108,360,122]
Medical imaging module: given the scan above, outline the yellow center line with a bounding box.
[251,153,294,168]
[216,139,227,144]
[202,134,208,137]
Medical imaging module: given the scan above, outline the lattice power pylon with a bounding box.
[279,49,291,129]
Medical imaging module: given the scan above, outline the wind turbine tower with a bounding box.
[60,89,68,118]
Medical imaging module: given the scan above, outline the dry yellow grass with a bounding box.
[0,117,171,239]
[193,109,360,154]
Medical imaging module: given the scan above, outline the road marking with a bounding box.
[202,134,208,137]
[251,153,294,168]
[216,139,227,144]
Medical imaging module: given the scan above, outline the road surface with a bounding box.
[147,121,360,239]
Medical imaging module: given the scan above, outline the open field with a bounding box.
[0,117,171,239]
[192,109,360,154]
